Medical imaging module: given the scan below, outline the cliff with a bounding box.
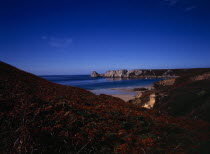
[91,68,210,78]
[0,61,209,153]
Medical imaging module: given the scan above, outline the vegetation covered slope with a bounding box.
[0,61,209,153]
[153,72,210,122]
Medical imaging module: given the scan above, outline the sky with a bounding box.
[0,0,210,75]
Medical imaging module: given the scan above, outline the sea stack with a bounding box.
[91,71,99,77]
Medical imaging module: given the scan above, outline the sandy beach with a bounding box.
[91,85,152,102]
[111,94,136,102]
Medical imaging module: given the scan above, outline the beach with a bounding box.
[90,85,152,102]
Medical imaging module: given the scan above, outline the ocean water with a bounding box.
[40,75,162,95]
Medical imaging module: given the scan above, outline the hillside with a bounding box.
[154,72,210,122]
[131,71,210,122]
[0,61,210,153]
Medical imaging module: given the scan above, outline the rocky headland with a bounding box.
[91,68,210,78]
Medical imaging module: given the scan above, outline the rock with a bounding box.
[91,68,210,78]
[94,69,176,78]
[126,69,154,77]
[142,93,156,109]
[134,70,143,76]
[162,70,175,77]
[105,70,116,77]
[91,71,99,77]
[126,70,136,77]
[105,69,128,78]
[115,69,128,78]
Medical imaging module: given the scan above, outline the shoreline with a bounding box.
[90,85,152,102]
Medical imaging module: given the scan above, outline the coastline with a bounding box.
[90,85,152,102]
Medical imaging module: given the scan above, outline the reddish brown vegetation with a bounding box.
[153,72,210,123]
[0,61,210,153]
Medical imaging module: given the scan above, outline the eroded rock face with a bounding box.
[126,69,157,78]
[142,93,156,109]
[92,69,177,78]
[115,69,128,77]
[105,69,145,78]
[105,70,116,77]
[131,91,157,109]
[126,70,136,77]
[91,68,210,78]
[105,69,128,78]
[162,70,175,77]
[134,70,143,76]
[91,71,99,77]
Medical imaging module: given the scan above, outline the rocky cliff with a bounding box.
[91,68,210,78]
[104,69,128,77]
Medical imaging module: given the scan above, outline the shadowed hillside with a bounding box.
[0,61,210,153]
[131,70,210,122]
[154,72,210,122]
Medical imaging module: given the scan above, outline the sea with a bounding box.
[40,75,162,95]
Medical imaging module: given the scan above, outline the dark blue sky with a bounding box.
[1,0,210,75]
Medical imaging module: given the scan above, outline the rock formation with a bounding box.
[162,70,175,77]
[91,68,210,79]
[92,69,176,78]
[91,71,99,77]
[142,93,156,109]
[104,70,116,77]
[105,69,128,78]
